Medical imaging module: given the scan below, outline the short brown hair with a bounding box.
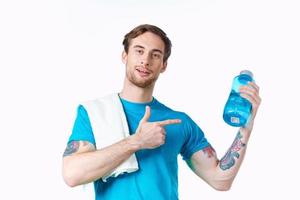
[122,24,172,63]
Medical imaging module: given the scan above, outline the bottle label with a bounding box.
[230,116,240,124]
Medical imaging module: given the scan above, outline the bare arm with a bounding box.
[62,138,140,187]
[187,129,249,191]
[62,106,181,187]
[187,82,261,191]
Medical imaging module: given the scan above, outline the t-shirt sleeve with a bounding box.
[67,105,96,145]
[180,114,210,160]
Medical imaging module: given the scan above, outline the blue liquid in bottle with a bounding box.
[223,70,254,127]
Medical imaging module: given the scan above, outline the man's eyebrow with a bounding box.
[133,45,145,49]
[152,49,163,54]
[133,45,163,54]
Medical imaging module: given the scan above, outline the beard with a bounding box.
[126,67,158,88]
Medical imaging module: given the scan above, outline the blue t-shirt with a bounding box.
[68,96,210,200]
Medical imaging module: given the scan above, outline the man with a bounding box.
[62,24,261,199]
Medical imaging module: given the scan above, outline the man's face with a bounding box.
[122,32,167,88]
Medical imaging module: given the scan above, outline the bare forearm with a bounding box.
[188,128,251,191]
[216,129,250,183]
[63,136,140,187]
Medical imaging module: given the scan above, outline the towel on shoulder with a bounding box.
[80,93,139,197]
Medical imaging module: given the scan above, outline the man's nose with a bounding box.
[141,54,151,66]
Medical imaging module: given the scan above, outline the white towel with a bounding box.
[80,93,139,198]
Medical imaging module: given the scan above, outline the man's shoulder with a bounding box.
[155,100,190,120]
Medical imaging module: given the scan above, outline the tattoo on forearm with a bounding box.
[219,132,246,170]
[63,141,80,157]
[202,145,216,158]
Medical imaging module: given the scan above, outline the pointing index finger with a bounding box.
[157,119,182,126]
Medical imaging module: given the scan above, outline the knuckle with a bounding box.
[157,126,163,132]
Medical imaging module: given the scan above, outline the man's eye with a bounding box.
[153,54,161,59]
[136,49,143,54]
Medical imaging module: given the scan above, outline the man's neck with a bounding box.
[119,79,154,103]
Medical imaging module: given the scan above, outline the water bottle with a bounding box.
[223,70,254,127]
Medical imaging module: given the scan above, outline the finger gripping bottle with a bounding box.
[223,70,254,127]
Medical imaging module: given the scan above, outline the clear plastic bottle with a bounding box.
[223,70,254,127]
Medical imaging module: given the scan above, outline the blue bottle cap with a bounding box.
[240,70,253,78]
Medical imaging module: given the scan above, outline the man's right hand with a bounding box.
[132,106,181,149]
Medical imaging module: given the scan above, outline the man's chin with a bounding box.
[131,79,155,88]
[133,82,153,88]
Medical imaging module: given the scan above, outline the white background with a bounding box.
[1,0,300,199]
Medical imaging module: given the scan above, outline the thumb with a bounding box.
[140,106,151,123]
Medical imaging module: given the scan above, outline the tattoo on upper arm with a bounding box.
[219,131,246,170]
[187,145,216,171]
[63,141,80,157]
[202,145,216,158]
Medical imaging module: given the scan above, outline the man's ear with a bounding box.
[122,51,127,64]
[160,62,168,73]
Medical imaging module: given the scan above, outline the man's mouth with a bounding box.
[136,67,151,77]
